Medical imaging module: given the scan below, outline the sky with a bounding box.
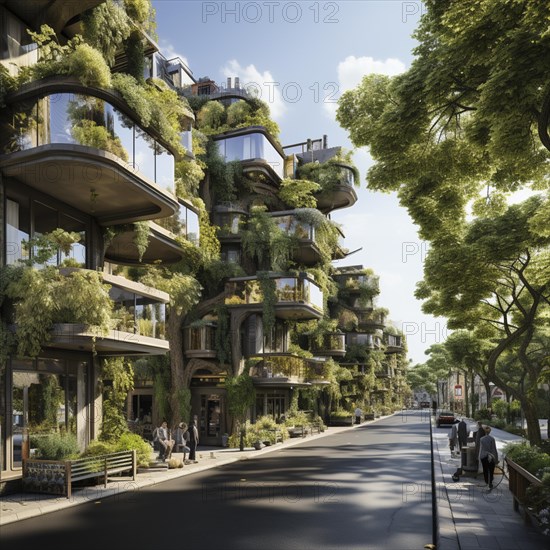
[152,0,447,364]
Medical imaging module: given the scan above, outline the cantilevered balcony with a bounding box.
[309,332,346,357]
[345,332,382,350]
[271,212,323,266]
[105,221,184,265]
[213,126,285,184]
[105,199,199,264]
[357,311,386,331]
[313,163,358,213]
[249,354,328,386]
[384,334,404,353]
[225,274,323,320]
[184,323,217,359]
[50,270,169,355]
[2,0,104,35]
[214,204,248,244]
[0,78,179,225]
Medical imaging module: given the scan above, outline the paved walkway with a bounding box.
[434,420,548,550]
[1,415,548,550]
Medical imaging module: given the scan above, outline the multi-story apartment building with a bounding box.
[0,0,198,488]
[1,1,409,472]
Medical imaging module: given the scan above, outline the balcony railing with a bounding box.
[345,333,382,349]
[105,273,168,340]
[214,128,284,179]
[226,275,323,314]
[310,333,346,356]
[357,311,386,329]
[249,354,328,383]
[185,324,217,358]
[7,92,175,192]
[271,214,315,241]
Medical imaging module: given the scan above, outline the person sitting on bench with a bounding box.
[153,421,174,461]
[174,422,191,461]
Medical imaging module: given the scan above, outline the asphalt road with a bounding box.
[0,411,435,550]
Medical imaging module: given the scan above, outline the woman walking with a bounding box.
[479,426,499,489]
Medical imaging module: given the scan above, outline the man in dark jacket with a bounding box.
[457,418,468,450]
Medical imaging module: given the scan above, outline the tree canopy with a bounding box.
[337,0,550,444]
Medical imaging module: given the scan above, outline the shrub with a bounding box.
[504,442,550,478]
[114,432,152,466]
[31,432,79,460]
[68,43,112,88]
[80,440,116,457]
[284,410,309,427]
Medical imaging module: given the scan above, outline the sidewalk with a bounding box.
[434,421,548,550]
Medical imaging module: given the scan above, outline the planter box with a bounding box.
[23,451,136,498]
[329,416,353,427]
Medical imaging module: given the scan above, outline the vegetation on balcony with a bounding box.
[296,150,360,192]
[196,98,280,138]
[0,232,113,362]
[278,179,321,208]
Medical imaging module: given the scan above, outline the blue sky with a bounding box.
[152,0,446,364]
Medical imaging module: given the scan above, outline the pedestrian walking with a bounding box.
[479,426,499,489]
[474,421,485,471]
[457,417,468,450]
[188,419,199,463]
[354,406,362,424]
[449,422,459,457]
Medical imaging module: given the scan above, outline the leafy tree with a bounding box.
[336,0,550,444]
[417,200,550,443]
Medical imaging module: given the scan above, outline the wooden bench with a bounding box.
[23,450,137,498]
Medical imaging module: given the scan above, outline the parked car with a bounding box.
[420,401,431,408]
[436,411,456,427]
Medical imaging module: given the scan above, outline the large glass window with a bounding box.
[5,198,30,264]
[11,358,87,469]
[178,202,200,245]
[8,93,174,190]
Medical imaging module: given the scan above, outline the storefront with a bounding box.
[0,352,98,483]
[190,372,227,446]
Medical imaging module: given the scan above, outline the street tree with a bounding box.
[336,0,550,444]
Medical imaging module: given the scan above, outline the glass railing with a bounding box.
[357,311,386,326]
[346,333,382,348]
[215,131,284,179]
[227,276,323,312]
[272,215,315,240]
[311,333,346,353]
[109,284,167,340]
[386,335,402,348]
[9,93,175,192]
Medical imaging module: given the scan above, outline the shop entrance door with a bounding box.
[200,394,223,445]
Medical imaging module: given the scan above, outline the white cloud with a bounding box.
[325,55,406,118]
[159,39,189,66]
[221,59,287,120]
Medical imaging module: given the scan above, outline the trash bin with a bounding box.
[461,445,478,472]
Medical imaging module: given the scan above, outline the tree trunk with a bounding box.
[523,397,542,446]
[168,310,185,427]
